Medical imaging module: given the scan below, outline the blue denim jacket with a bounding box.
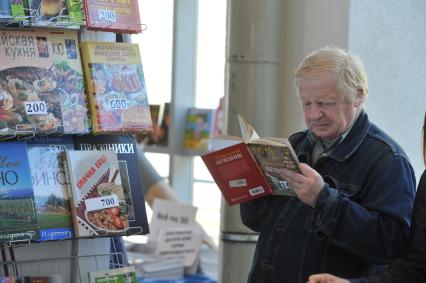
[240,111,416,283]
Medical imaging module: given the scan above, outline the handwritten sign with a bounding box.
[148,199,197,244]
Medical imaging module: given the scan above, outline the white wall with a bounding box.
[278,0,350,137]
[278,0,425,180]
[349,0,426,180]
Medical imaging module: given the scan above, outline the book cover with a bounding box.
[84,0,142,34]
[0,142,39,243]
[183,107,215,150]
[80,41,152,134]
[27,0,83,28]
[88,266,136,283]
[73,134,149,235]
[201,142,274,205]
[27,135,74,241]
[0,29,90,135]
[62,149,130,237]
[136,103,169,146]
[27,277,48,283]
[25,275,62,283]
[157,102,170,146]
[0,2,12,19]
[10,0,27,22]
[66,0,84,26]
[201,115,301,205]
[0,277,28,283]
[247,140,300,197]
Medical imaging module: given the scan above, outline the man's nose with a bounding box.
[307,104,324,120]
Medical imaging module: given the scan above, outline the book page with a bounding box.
[238,115,259,141]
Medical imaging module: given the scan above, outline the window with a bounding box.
[130,0,227,247]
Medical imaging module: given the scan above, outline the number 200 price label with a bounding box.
[85,195,120,212]
[98,9,117,22]
[24,101,47,115]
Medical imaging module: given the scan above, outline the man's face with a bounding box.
[298,70,360,141]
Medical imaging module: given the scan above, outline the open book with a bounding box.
[201,115,301,205]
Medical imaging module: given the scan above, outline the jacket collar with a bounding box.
[298,110,370,163]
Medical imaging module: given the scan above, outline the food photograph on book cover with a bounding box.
[63,150,130,237]
[27,0,84,28]
[73,134,150,235]
[0,29,91,135]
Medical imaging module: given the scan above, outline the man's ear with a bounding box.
[354,89,364,107]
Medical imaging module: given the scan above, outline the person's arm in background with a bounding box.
[137,149,217,249]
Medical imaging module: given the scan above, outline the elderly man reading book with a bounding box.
[239,46,416,283]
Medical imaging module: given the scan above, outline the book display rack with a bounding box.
[0,1,149,282]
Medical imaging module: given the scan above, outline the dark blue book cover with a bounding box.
[73,134,149,235]
[26,135,74,241]
[0,142,39,243]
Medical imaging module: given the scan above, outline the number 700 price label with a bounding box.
[85,194,120,211]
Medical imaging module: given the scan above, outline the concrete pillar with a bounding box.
[219,0,281,282]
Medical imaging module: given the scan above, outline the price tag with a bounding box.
[24,101,47,115]
[85,194,120,211]
[98,9,117,22]
[108,99,128,110]
[49,144,66,154]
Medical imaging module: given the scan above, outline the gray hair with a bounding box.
[294,46,368,104]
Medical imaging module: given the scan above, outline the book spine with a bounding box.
[79,42,99,133]
[61,151,80,237]
[67,0,84,25]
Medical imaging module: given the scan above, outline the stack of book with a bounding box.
[127,249,185,281]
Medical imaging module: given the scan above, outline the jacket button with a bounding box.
[315,230,326,239]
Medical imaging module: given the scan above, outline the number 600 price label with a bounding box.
[85,194,120,211]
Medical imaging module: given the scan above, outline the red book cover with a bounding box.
[84,0,142,34]
[201,142,274,206]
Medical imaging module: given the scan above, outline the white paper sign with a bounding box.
[156,226,202,267]
[148,199,198,243]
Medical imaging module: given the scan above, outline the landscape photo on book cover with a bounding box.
[0,142,39,243]
[27,136,74,241]
[64,150,130,237]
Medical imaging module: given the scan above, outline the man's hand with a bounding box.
[280,163,324,207]
[308,273,350,283]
